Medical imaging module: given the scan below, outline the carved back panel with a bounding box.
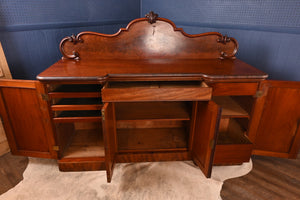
[60,12,238,60]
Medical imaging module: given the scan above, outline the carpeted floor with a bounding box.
[0,158,252,200]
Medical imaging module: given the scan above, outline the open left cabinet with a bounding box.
[0,80,57,158]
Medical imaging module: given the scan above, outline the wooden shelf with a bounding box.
[117,128,189,152]
[53,98,101,105]
[53,110,102,123]
[51,98,102,111]
[213,96,249,118]
[63,129,104,158]
[115,102,191,120]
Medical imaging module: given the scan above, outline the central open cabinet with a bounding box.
[101,80,220,182]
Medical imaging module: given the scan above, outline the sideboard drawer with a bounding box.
[209,82,258,96]
[101,81,212,102]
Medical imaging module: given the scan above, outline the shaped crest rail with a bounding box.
[60,11,238,60]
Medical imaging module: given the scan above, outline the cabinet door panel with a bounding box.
[192,101,221,177]
[102,102,117,182]
[0,80,56,158]
[253,81,300,158]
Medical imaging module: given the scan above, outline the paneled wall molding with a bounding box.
[173,21,300,35]
[0,19,134,32]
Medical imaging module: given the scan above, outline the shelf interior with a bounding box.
[117,128,188,152]
[62,127,104,158]
[55,110,102,118]
[115,102,191,121]
[213,96,249,118]
[53,98,102,105]
[49,84,101,93]
[217,118,252,145]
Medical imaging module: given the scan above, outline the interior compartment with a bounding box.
[217,118,251,145]
[54,110,102,118]
[52,98,102,105]
[117,128,188,152]
[115,102,192,152]
[214,118,253,164]
[115,102,191,120]
[48,84,101,93]
[55,122,104,159]
[212,96,251,118]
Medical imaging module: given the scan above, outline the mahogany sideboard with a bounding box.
[1,12,300,182]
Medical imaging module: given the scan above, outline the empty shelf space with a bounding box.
[115,102,191,121]
[53,98,101,105]
[63,129,104,158]
[217,118,251,145]
[53,110,102,122]
[51,98,102,111]
[213,96,249,118]
[117,119,187,129]
[49,84,101,93]
[117,128,189,152]
[48,84,101,98]
[55,110,101,117]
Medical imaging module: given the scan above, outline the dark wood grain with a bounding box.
[102,103,117,182]
[208,82,258,96]
[0,80,56,158]
[37,59,267,82]
[59,16,237,60]
[58,157,106,172]
[214,144,252,164]
[102,81,212,102]
[192,101,221,177]
[253,81,300,158]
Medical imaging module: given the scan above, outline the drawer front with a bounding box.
[101,82,212,102]
[209,82,258,96]
[213,144,253,165]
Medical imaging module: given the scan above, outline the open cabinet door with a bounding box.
[0,80,57,158]
[253,81,300,158]
[102,102,117,182]
[192,101,221,178]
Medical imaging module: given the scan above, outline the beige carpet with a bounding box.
[0,158,252,200]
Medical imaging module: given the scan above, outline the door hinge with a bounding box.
[255,90,264,98]
[209,139,215,150]
[101,110,105,121]
[53,146,59,151]
[41,94,49,101]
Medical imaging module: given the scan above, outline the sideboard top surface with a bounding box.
[37,58,268,81]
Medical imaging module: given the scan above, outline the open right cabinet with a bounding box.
[211,80,300,166]
[251,80,300,158]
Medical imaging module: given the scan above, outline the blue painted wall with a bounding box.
[0,0,140,79]
[1,0,299,81]
[141,0,300,81]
